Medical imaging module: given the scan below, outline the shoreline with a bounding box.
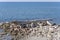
[0,19,60,40]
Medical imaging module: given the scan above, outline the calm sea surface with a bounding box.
[0,2,60,24]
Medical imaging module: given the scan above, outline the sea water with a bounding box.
[0,2,60,24]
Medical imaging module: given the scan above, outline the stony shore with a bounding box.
[0,20,60,40]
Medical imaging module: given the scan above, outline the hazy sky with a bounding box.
[0,0,60,2]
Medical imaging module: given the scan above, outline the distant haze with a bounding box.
[0,0,60,2]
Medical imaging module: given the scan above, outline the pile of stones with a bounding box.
[0,21,60,40]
